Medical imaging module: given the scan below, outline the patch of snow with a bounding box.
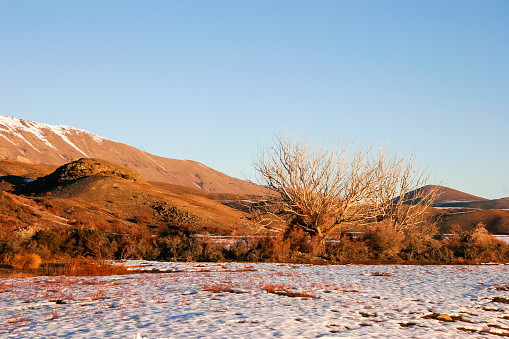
[435,207,481,211]
[0,116,115,157]
[0,117,44,153]
[141,151,170,174]
[0,133,17,146]
[445,211,476,215]
[494,235,509,244]
[2,262,509,338]
[47,125,89,157]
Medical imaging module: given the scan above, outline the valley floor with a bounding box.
[1,261,509,338]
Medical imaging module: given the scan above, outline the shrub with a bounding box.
[157,235,185,261]
[159,223,194,237]
[400,234,454,262]
[283,228,323,256]
[462,223,509,262]
[251,235,292,262]
[367,224,405,260]
[14,226,43,242]
[114,229,159,260]
[225,240,253,261]
[200,241,225,262]
[64,227,112,259]
[134,214,151,225]
[156,234,224,262]
[0,231,22,262]
[324,235,369,262]
[31,229,63,255]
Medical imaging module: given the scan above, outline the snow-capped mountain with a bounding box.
[0,116,263,195]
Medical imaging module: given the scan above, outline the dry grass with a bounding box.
[262,283,317,299]
[6,312,31,324]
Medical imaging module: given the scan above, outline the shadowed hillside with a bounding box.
[436,208,509,234]
[400,185,509,210]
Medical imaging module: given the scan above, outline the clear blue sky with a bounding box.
[1,1,508,199]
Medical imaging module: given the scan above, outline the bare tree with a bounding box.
[253,133,441,241]
[365,147,442,235]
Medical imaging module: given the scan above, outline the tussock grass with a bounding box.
[262,283,317,299]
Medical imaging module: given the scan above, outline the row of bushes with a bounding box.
[1,223,508,268]
[223,224,509,263]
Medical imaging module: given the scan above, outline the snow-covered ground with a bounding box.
[2,261,509,338]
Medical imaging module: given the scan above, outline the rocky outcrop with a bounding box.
[25,158,147,194]
[46,158,147,185]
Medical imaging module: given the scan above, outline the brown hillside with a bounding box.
[18,159,259,235]
[410,185,488,204]
[45,176,256,235]
[399,185,509,210]
[0,190,138,235]
[0,116,264,195]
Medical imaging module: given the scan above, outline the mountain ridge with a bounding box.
[0,116,265,195]
[420,185,488,203]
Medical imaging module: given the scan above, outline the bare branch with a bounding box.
[253,133,440,240]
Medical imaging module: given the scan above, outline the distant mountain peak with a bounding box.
[416,185,488,203]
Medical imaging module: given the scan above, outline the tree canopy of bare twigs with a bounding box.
[253,133,441,240]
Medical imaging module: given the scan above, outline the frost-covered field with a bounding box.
[2,262,509,338]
